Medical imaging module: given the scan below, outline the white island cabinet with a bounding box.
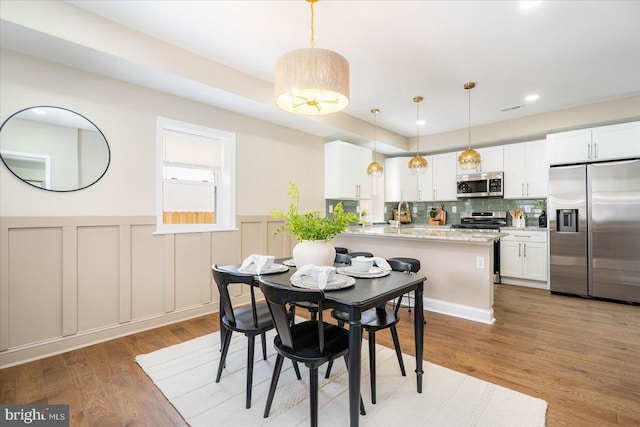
[325,140,372,199]
[547,121,640,165]
[503,139,548,199]
[500,229,548,289]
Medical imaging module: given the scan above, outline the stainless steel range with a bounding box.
[451,211,506,283]
[452,210,507,230]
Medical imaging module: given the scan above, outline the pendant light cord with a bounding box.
[373,109,378,162]
[415,98,420,156]
[467,87,471,150]
[309,0,316,48]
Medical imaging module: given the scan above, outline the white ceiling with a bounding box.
[2,1,640,153]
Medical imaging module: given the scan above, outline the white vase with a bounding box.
[293,240,336,269]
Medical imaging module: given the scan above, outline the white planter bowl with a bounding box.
[293,240,336,269]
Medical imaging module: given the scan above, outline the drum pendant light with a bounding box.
[274,0,350,115]
[457,82,482,170]
[366,108,384,177]
[408,96,428,175]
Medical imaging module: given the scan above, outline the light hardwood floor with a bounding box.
[1,284,639,426]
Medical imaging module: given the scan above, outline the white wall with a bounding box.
[0,49,326,217]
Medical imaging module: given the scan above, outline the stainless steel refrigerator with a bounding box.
[549,159,640,303]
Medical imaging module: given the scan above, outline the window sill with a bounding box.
[153,227,238,235]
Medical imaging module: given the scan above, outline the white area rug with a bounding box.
[136,326,547,427]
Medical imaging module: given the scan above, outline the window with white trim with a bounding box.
[156,117,236,233]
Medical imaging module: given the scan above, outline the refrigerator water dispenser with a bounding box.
[557,209,578,232]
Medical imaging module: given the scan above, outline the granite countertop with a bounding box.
[341,225,506,243]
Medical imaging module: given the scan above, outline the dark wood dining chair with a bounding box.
[325,258,412,404]
[211,265,300,409]
[259,280,366,427]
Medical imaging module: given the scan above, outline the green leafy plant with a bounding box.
[272,182,359,241]
[429,208,437,218]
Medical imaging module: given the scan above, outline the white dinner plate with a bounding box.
[238,263,289,275]
[282,259,296,267]
[337,266,390,278]
[291,274,355,291]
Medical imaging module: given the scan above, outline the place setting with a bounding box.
[337,256,392,279]
[237,254,289,275]
[290,265,355,291]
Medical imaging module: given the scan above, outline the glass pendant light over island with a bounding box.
[274,0,349,115]
[366,108,384,177]
[408,96,428,175]
[457,82,482,170]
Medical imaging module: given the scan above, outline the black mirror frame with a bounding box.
[0,106,111,192]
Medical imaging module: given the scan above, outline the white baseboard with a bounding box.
[500,277,549,290]
[423,297,495,325]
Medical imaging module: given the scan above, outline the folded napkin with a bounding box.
[240,254,273,274]
[290,265,337,290]
[372,257,391,271]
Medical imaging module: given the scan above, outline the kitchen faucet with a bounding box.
[397,200,409,230]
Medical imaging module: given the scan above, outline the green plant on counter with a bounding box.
[537,200,547,210]
[272,182,359,241]
[429,207,437,218]
[360,209,369,225]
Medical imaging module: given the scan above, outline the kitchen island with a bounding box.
[331,226,507,324]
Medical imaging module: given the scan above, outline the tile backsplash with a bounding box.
[326,198,547,227]
[383,198,547,227]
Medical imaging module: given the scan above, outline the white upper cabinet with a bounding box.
[455,146,504,174]
[384,157,419,202]
[547,121,640,165]
[504,139,548,199]
[423,152,458,201]
[592,122,640,160]
[324,140,372,199]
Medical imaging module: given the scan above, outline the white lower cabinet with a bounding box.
[500,230,548,288]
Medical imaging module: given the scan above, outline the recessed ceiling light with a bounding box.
[520,1,542,9]
[525,94,540,102]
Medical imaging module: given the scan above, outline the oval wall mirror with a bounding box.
[0,106,110,192]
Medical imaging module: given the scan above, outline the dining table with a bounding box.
[218,259,426,427]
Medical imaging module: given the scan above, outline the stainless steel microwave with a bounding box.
[456,171,504,198]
